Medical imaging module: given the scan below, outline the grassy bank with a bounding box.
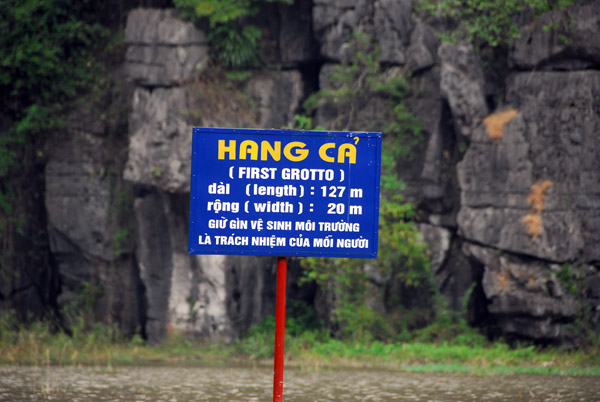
[1,318,599,376]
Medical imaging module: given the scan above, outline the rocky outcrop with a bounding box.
[313,0,365,62]
[246,71,305,129]
[133,191,233,342]
[374,0,414,65]
[44,69,143,334]
[438,42,488,138]
[457,71,599,263]
[464,243,578,340]
[309,1,483,331]
[265,0,316,66]
[34,0,599,345]
[447,1,600,340]
[121,8,308,342]
[124,8,208,86]
[510,1,600,70]
[124,87,193,193]
[313,0,435,71]
[46,133,114,265]
[405,21,439,73]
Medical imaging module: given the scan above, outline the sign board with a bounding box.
[188,127,382,258]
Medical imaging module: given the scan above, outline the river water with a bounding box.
[1,365,598,401]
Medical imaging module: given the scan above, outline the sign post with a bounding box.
[188,127,382,400]
[273,256,287,402]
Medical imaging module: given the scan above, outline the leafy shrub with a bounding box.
[418,0,575,47]
[210,23,262,68]
[0,0,110,183]
[299,33,434,341]
[0,0,108,132]
[173,0,293,69]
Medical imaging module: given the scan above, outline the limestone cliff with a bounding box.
[34,0,600,345]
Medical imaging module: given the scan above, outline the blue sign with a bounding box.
[188,127,382,258]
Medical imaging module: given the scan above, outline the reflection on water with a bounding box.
[0,365,598,401]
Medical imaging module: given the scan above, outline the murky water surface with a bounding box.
[1,365,598,401]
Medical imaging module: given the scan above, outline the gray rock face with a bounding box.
[124,9,208,86]
[408,67,450,208]
[125,9,205,45]
[132,190,286,344]
[417,223,451,276]
[46,133,113,263]
[45,131,114,325]
[510,1,600,70]
[431,2,600,341]
[35,3,600,346]
[311,1,449,216]
[225,256,278,338]
[438,42,488,137]
[133,191,232,343]
[405,21,439,73]
[311,5,475,321]
[247,71,304,128]
[275,0,316,66]
[457,70,599,262]
[313,0,372,62]
[418,225,482,315]
[122,9,313,342]
[508,71,600,262]
[451,65,600,339]
[133,192,172,343]
[313,0,420,66]
[374,0,414,65]
[314,63,341,128]
[123,69,305,193]
[464,243,577,340]
[45,126,142,335]
[124,87,193,193]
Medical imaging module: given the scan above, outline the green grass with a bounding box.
[2,323,598,376]
[1,311,598,375]
[289,338,600,376]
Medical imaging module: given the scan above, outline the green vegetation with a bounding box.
[2,310,599,376]
[554,263,600,347]
[418,0,575,47]
[294,32,432,341]
[233,309,599,375]
[0,0,109,169]
[0,0,121,319]
[173,0,293,68]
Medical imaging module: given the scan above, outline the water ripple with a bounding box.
[0,366,598,401]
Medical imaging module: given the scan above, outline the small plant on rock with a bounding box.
[418,0,575,47]
[174,0,294,69]
[299,33,433,341]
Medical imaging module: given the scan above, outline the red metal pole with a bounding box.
[273,256,287,402]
